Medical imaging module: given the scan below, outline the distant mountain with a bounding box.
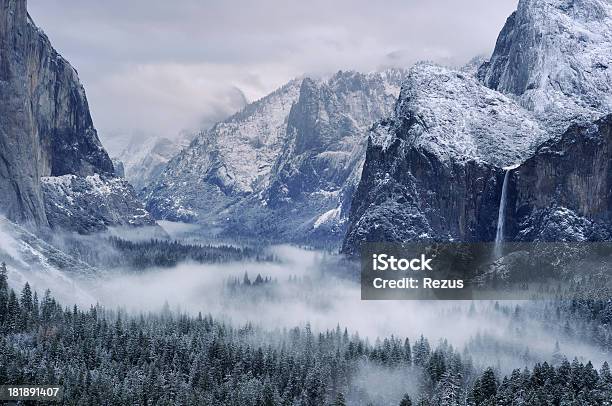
[145,69,407,244]
[145,78,302,222]
[115,133,194,192]
[343,0,612,253]
[0,0,153,233]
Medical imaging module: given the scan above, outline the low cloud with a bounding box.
[89,63,250,154]
[74,245,608,372]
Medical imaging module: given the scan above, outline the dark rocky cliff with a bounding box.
[342,62,544,254]
[343,115,612,253]
[0,0,152,232]
[343,0,612,253]
[344,113,612,254]
[341,120,503,254]
[507,114,612,241]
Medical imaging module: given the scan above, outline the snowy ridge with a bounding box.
[183,79,302,195]
[479,0,612,132]
[145,69,407,243]
[267,70,404,205]
[143,78,307,224]
[376,0,612,167]
[41,174,155,233]
[313,207,342,229]
[343,0,612,252]
[389,63,547,167]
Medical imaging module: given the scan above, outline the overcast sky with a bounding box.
[28,0,518,154]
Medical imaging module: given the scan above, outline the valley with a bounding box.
[1,0,612,404]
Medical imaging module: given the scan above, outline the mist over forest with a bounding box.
[2,219,611,404]
[2,0,612,404]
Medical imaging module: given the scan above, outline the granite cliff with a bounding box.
[0,0,153,233]
[146,70,406,244]
[343,0,612,253]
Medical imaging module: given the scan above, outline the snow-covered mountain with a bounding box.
[377,63,547,167]
[478,0,612,133]
[41,174,155,234]
[145,79,302,222]
[343,0,612,253]
[115,133,194,192]
[145,69,406,244]
[0,0,154,233]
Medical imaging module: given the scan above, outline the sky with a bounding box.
[28,0,518,155]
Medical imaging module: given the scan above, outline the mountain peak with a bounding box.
[390,63,546,167]
[145,69,407,243]
[479,0,612,131]
[343,0,612,253]
[523,0,611,20]
[0,1,153,232]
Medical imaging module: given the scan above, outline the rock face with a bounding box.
[376,64,547,167]
[342,63,542,252]
[112,159,125,178]
[145,79,303,223]
[0,0,152,232]
[508,114,612,242]
[41,174,155,234]
[478,0,612,132]
[343,0,612,253]
[146,70,406,244]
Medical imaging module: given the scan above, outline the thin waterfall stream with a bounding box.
[494,169,511,258]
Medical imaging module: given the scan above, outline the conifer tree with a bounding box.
[399,393,412,406]
[334,392,347,406]
[479,367,497,402]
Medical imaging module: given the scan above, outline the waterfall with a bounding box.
[494,170,510,258]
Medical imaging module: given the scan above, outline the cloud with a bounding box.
[87,62,251,154]
[27,0,518,151]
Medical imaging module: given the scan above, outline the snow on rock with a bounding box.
[144,79,303,222]
[517,206,593,242]
[0,1,114,227]
[392,63,546,167]
[41,174,156,234]
[343,0,612,252]
[479,0,612,133]
[145,69,407,245]
[0,1,158,238]
[115,132,194,192]
[313,207,341,229]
